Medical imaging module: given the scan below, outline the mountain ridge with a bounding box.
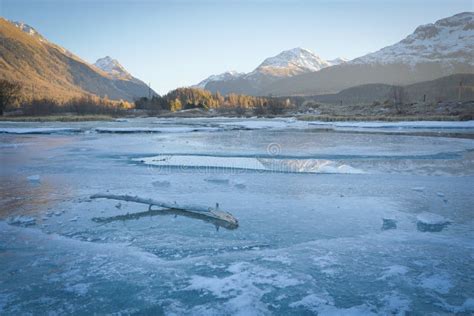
[196,47,347,95]
[197,12,473,96]
[0,19,155,101]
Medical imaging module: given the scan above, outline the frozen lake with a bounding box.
[1,118,473,314]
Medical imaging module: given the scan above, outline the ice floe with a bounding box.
[7,215,36,227]
[218,119,309,130]
[307,120,474,130]
[204,178,231,184]
[27,174,41,182]
[95,126,220,133]
[416,212,451,232]
[135,155,365,174]
[152,180,171,187]
[0,127,81,134]
[382,218,397,230]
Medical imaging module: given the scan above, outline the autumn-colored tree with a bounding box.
[170,98,182,112]
[0,80,22,115]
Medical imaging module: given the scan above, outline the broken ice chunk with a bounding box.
[382,218,397,230]
[27,175,41,182]
[205,178,230,185]
[411,187,425,192]
[416,212,451,232]
[7,215,36,227]
[234,183,246,189]
[152,180,171,187]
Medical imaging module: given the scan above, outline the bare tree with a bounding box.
[0,80,22,115]
[390,86,408,114]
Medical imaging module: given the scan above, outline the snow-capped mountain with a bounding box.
[196,47,347,94]
[353,12,473,65]
[197,12,473,96]
[94,56,133,80]
[264,12,474,96]
[251,47,333,77]
[194,71,245,89]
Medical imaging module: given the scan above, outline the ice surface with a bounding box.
[0,117,473,314]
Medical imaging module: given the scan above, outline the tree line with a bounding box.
[0,80,290,116]
[134,87,290,114]
[0,79,132,116]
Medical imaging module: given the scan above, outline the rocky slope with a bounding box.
[0,19,155,101]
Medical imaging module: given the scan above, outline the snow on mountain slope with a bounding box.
[10,21,41,37]
[251,47,333,77]
[194,71,245,89]
[327,57,349,66]
[353,12,474,65]
[94,56,133,80]
[194,47,345,89]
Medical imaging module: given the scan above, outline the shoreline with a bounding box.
[0,113,471,122]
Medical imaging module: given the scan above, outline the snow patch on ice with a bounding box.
[290,293,377,316]
[289,293,334,310]
[136,155,365,174]
[185,261,300,314]
[419,272,454,294]
[381,292,411,315]
[378,265,409,280]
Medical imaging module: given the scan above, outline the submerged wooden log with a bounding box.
[90,193,239,230]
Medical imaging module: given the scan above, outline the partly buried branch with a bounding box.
[90,193,239,230]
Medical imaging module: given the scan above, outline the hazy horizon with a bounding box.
[1,0,472,94]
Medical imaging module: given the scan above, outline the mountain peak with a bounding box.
[94,56,132,80]
[193,70,245,89]
[255,47,330,77]
[353,12,474,65]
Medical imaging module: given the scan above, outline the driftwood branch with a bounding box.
[90,193,238,230]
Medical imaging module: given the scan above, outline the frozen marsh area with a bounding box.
[1,117,473,314]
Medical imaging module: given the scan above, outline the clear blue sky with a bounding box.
[1,0,472,94]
